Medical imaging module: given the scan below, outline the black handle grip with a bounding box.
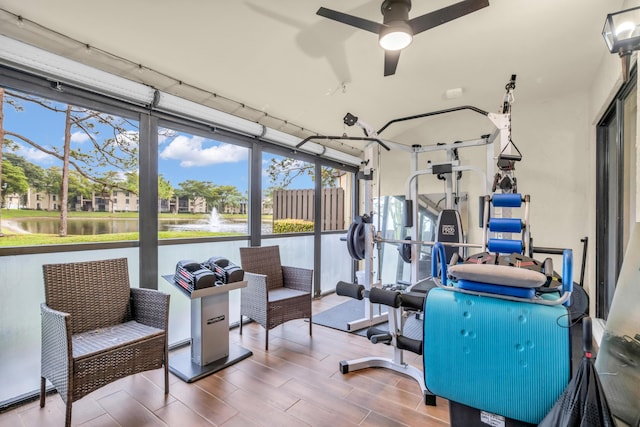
[397,336,423,355]
[583,317,593,356]
[336,281,365,300]
[400,294,424,311]
[404,200,413,228]
[367,327,392,344]
[369,287,401,308]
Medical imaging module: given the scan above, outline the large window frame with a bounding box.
[0,63,358,407]
[595,67,637,319]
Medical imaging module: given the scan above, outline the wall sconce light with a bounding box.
[603,6,640,82]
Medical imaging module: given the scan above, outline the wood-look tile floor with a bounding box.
[0,293,450,426]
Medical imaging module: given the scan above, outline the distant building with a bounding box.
[11,187,209,214]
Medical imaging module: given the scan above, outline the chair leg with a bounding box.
[164,350,169,395]
[265,330,268,351]
[309,316,312,336]
[39,377,45,408]
[239,315,243,335]
[65,402,72,427]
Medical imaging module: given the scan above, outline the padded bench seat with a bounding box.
[267,287,309,302]
[72,320,165,359]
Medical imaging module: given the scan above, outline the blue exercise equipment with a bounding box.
[425,241,574,425]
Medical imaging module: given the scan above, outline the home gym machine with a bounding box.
[297,75,522,406]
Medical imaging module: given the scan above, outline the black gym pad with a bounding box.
[311,297,423,341]
[354,315,423,341]
[311,299,368,332]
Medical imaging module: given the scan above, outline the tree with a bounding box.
[2,90,139,235]
[158,174,174,212]
[177,180,216,212]
[214,185,244,213]
[266,157,339,189]
[123,171,139,195]
[66,171,93,210]
[92,171,128,213]
[60,105,72,235]
[0,160,29,205]
[42,167,62,201]
[2,152,47,192]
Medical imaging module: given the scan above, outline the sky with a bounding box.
[2,90,316,194]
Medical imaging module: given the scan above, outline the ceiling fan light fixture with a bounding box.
[317,0,489,75]
[379,22,413,50]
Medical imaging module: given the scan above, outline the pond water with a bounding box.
[13,209,270,235]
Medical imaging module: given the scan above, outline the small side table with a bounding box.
[163,276,252,382]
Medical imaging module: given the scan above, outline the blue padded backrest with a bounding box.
[492,193,522,207]
[487,238,523,254]
[489,218,523,233]
[424,288,570,424]
[454,279,536,299]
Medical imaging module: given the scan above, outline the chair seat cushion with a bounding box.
[72,320,164,359]
[268,287,309,302]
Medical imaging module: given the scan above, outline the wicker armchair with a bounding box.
[239,245,312,350]
[40,258,170,427]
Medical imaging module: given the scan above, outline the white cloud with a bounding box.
[158,128,177,145]
[159,135,248,167]
[70,131,90,143]
[11,144,55,163]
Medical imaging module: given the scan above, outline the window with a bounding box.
[376,195,439,285]
[596,68,637,318]
[0,66,359,407]
[0,88,140,245]
[262,152,315,235]
[157,125,249,238]
[320,165,353,293]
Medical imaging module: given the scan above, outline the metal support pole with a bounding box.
[347,143,387,331]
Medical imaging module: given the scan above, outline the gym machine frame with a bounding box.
[298,75,520,406]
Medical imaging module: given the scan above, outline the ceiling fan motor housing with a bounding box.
[381,0,412,24]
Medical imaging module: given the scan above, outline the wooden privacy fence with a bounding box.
[273,188,345,231]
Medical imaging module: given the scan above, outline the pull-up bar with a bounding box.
[374,105,489,135]
[295,135,390,151]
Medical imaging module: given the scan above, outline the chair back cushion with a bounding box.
[43,258,131,334]
[240,246,284,291]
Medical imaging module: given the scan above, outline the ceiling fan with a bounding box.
[317,0,489,76]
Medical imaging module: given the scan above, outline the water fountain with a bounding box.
[168,207,249,233]
[207,207,222,229]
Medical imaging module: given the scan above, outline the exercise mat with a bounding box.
[311,299,366,332]
[312,299,388,333]
[312,298,422,341]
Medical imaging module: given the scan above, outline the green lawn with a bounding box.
[0,231,242,246]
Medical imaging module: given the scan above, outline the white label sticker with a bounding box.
[442,224,456,235]
[480,411,505,427]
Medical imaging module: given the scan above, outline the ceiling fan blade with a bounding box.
[384,50,401,76]
[409,0,489,35]
[317,7,383,34]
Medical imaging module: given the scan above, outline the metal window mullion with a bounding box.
[249,141,262,247]
[314,162,322,297]
[139,113,159,289]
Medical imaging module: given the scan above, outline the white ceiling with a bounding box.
[0,0,627,155]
